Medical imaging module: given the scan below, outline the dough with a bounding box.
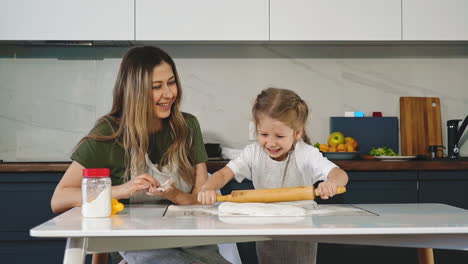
[218,216,305,225]
[218,202,307,216]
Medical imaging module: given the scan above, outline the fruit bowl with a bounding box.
[321,152,360,160]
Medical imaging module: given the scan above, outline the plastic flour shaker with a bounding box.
[81,168,111,217]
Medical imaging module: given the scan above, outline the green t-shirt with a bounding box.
[71,112,208,186]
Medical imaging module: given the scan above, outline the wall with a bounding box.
[0,44,467,161]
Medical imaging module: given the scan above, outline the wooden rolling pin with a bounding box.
[217,185,346,203]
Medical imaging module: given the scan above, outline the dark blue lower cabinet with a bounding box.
[419,171,468,210]
[317,244,419,264]
[317,171,418,204]
[318,170,468,264]
[418,170,468,263]
[220,179,254,195]
[317,171,420,264]
[0,173,93,264]
[0,232,66,263]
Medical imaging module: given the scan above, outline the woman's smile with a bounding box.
[157,102,172,111]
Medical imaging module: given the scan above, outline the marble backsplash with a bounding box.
[0,44,467,161]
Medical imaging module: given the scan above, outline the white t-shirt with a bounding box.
[227,141,337,189]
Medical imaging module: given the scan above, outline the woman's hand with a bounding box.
[146,179,179,200]
[112,173,159,199]
[197,188,218,205]
[317,180,338,200]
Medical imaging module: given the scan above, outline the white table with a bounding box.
[30,203,468,264]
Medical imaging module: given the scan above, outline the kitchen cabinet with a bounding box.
[403,0,468,40]
[419,171,468,209]
[135,0,269,41]
[0,0,134,40]
[417,171,468,264]
[0,172,67,263]
[269,0,401,40]
[1,173,60,231]
[321,171,418,204]
[2,0,467,42]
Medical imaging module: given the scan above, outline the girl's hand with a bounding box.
[317,180,338,200]
[197,189,218,205]
[112,173,159,199]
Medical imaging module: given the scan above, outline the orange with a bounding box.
[345,137,359,149]
[319,144,329,152]
[337,144,346,152]
[346,143,355,152]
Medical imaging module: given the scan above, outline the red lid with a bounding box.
[83,168,110,177]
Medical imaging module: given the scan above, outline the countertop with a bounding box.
[1,159,468,172]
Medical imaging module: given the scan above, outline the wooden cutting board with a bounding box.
[400,97,443,156]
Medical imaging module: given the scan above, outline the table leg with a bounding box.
[63,237,87,264]
[418,248,434,264]
[92,253,109,264]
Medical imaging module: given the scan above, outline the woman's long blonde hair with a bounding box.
[252,87,311,144]
[79,46,195,184]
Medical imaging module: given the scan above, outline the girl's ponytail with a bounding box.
[302,131,312,145]
[293,97,310,145]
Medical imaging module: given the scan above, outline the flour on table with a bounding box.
[218,202,308,216]
[164,201,374,217]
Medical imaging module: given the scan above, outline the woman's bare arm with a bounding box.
[51,161,160,213]
[50,161,84,214]
[160,162,209,205]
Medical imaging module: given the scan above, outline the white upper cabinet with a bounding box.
[270,0,401,41]
[403,0,468,40]
[136,0,269,41]
[2,0,466,42]
[0,0,134,40]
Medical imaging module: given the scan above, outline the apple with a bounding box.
[328,132,345,146]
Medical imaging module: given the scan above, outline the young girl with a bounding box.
[51,46,229,264]
[198,87,349,264]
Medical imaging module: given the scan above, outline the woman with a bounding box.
[51,46,229,264]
